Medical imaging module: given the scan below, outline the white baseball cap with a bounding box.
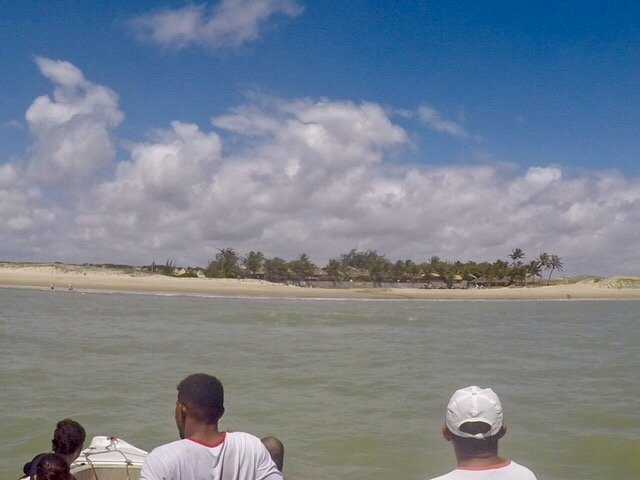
[445,386,503,439]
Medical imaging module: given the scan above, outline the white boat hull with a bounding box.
[70,436,147,480]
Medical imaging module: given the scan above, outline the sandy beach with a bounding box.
[1,262,639,300]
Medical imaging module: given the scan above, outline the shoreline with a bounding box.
[1,263,640,300]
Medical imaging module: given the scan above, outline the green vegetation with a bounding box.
[146,247,564,288]
[146,259,201,278]
[205,248,242,278]
[149,259,178,276]
[604,277,640,289]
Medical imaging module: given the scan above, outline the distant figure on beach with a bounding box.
[140,373,282,480]
[67,284,73,291]
[33,453,75,480]
[261,436,284,472]
[23,419,85,478]
[429,386,537,480]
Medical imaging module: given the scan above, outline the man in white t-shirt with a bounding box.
[429,386,537,480]
[140,373,283,480]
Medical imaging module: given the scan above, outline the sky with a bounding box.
[1,1,639,275]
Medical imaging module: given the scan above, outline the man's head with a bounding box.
[175,373,225,438]
[51,419,85,459]
[442,386,506,456]
[261,436,284,472]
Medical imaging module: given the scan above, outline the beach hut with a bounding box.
[423,272,448,289]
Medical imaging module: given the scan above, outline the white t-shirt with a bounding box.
[430,460,537,480]
[140,432,283,480]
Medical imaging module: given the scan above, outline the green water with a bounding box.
[1,288,638,479]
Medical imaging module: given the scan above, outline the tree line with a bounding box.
[151,247,563,286]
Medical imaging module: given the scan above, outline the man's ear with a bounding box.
[496,424,507,439]
[442,424,453,442]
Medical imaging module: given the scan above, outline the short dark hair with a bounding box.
[36,453,72,480]
[261,436,284,471]
[52,419,85,455]
[451,421,499,455]
[177,373,225,424]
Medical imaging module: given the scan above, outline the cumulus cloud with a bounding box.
[0,163,20,188]
[85,94,640,275]
[105,121,221,207]
[66,122,221,262]
[0,161,67,260]
[130,0,303,50]
[418,104,469,138]
[2,59,640,275]
[25,57,123,187]
[85,120,223,255]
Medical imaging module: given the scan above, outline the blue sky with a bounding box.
[1,1,639,275]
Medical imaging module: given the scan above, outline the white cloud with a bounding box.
[130,0,303,50]
[0,163,20,188]
[0,170,66,260]
[418,104,469,138]
[35,56,86,87]
[96,120,222,210]
[3,119,25,131]
[3,59,640,275]
[25,57,123,187]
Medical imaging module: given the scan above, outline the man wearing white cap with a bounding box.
[430,386,537,479]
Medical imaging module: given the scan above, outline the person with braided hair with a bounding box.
[33,453,76,480]
[23,419,85,478]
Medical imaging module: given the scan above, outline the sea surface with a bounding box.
[1,287,638,480]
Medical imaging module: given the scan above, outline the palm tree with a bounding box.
[221,248,242,277]
[290,253,316,283]
[526,259,542,284]
[243,251,265,277]
[506,248,525,284]
[264,257,289,282]
[367,256,391,286]
[537,252,563,284]
[508,248,525,267]
[546,254,563,283]
[325,258,345,285]
[206,248,241,278]
[392,260,407,282]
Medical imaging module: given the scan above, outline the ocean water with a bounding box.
[0,287,638,480]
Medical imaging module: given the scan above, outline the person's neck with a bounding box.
[454,450,507,469]
[60,452,78,465]
[185,422,225,445]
